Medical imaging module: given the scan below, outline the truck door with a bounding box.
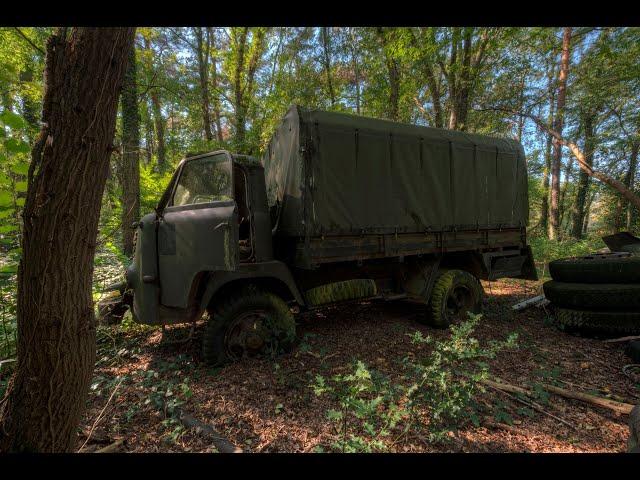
[157,151,239,309]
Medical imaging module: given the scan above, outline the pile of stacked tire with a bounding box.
[543,252,640,336]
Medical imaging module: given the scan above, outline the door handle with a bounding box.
[213,221,230,231]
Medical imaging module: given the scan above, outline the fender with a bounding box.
[199,260,305,311]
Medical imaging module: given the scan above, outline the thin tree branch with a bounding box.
[13,27,45,56]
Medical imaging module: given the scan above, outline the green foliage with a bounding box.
[529,235,606,278]
[312,313,518,452]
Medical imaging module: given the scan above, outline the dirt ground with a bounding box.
[77,279,639,453]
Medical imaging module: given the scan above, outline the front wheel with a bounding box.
[203,285,296,366]
[424,269,482,328]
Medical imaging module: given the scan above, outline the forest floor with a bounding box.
[77,279,638,453]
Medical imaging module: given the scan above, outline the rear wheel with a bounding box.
[424,269,482,328]
[203,285,296,366]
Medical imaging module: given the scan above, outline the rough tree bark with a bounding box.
[626,142,639,230]
[540,64,556,236]
[120,41,140,257]
[442,27,491,131]
[194,27,213,142]
[231,28,267,151]
[348,28,361,115]
[549,27,572,240]
[143,36,166,169]
[208,27,224,143]
[0,27,135,452]
[376,27,400,122]
[571,111,595,238]
[321,27,336,107]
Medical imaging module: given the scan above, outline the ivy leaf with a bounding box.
[0,110,26,130]
[15,181,28,192]
[15,197,25,207]
[11,162,30,176]
[0,224,17,234]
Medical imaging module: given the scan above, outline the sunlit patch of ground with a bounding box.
[78,279,637,453]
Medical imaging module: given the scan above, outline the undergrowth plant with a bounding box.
[312,313,518,452]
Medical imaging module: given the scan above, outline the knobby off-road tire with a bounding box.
[543,280,640,311]
[424,269,482,328]
[555,308,640,336]
[203,285,296,366]
[549,253,640,284]
[304,279,377,307]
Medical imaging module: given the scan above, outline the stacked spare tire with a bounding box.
[543,252,640,336]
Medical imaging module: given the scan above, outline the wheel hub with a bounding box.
[445,285,473,321]
[224,310,270,359]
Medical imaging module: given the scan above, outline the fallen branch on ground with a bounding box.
[542,383,634,415]
[95,439,125,453]
[177,410,243,453]
[511,295,549,312]
[482,380,576,430]
[78,377,124,452]
[481,378,634,416]
[604,335,640,344]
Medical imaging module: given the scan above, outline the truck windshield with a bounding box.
[171,153,232,207]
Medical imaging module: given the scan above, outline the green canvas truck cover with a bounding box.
[262,105,529,238]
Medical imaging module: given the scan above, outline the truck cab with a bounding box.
[125,151,302,341]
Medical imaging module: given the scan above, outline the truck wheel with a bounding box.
[543,281,640,311]
[555,308,640,336]
[203,285,296,366]
[549,253,640,284]
[424,269,482,328]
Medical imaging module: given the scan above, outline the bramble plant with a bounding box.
[312,313,518,452]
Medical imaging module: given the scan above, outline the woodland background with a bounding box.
[0,26,639,366]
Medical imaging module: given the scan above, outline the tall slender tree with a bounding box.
[549,27,572,240]
[120,41,140,256]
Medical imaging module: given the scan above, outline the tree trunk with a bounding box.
[232,28,248,150]
[540,63,556,236]
[376,27,400,121]
[349,29,361,115]
[549,27,572,240]
[150,91,166,170]
[208,28,224,143]
[142,99,154,165]
[583,190,595,235]
[559,156,574,232]
[195,27,213,142]
[0,27,135,452]
[143,36,166,169]
[321,27,336,107]
[120,42,140,257]
[624,142,639,230]
[571,112,595,238]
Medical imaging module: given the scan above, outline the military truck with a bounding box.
[111,105,537,365]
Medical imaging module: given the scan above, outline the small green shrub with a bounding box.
[312,313,518,452]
